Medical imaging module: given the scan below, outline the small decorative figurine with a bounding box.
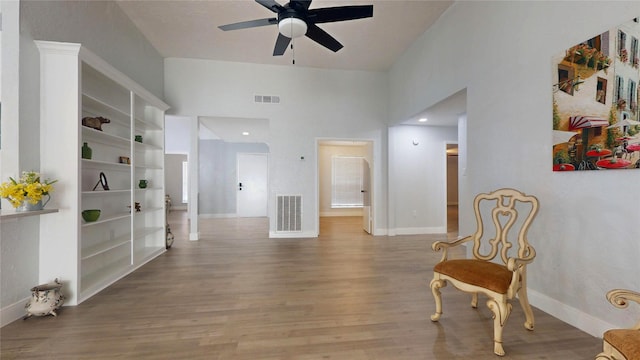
[24,279,65,319]
[128,202,141,212]
[82,116,110,131]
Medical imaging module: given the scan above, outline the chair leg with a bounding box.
[471,292,478,308]
[487,298,512,356]
[430,277,446,321]
[517,285,535,330]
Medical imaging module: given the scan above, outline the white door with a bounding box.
[237,153,268,217]
[362,159,372,234]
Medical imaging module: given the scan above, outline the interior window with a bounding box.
[331,156,364,208]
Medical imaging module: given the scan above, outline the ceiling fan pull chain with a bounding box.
[291,19,296,65]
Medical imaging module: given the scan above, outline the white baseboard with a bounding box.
[319,210,362,217]
[189,232,199,241]
[373,228,388,236]
[393,226,446,235]
[1,296,29,327]
[528,289,614,338]
[269,231,317,238]
[199,213,236,219]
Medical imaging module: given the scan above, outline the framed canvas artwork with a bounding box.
[552,18,640,171]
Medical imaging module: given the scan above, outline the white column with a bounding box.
[188,116,199,240]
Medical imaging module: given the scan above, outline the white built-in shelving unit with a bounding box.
[36,41,169,305]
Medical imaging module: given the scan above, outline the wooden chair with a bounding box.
[596,289,640,360]
[430,188,539,356]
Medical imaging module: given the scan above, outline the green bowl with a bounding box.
[82,209,101,222]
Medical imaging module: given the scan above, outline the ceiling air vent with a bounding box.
[254,95,280,104]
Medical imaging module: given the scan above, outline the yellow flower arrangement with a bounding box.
[0,171,57,208]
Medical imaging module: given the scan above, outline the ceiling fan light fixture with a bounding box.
[278,17,307,38]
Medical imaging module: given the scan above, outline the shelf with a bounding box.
[82,189,131,196]
[134,226,164,240]
[81,236,131,260]
[80,255,132,296]
[82,159,132,171]
[37,40,168,306]
[134,246,165,264]
[0,208,59,221]
[134,141,162,151]
[82,93,130,127]
[81,212,130,227]
[135,117,162,131]
[135,187,162,192]
[134,207,164,214]
[82,126,130,148]
[135,164,162,170]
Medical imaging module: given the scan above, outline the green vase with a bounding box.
[82,142,92,159]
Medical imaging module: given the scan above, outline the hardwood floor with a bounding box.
[1,212,600,359]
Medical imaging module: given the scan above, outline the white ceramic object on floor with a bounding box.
[24,279,65,319]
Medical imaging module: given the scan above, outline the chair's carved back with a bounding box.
[470,188,539,265]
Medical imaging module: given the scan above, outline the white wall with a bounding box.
[165,154,187,210]
[165,116,191,154]
[198,140,269,217]
[389,1,640,336]
[164,58,389,236]
[1,1,164,326]
[21,0,164,98]
[388,125,457,235]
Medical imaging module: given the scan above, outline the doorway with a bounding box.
[446,143,459,236]
[317,140,373,236]
[237,153,268,218]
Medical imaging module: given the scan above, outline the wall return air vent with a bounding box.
[254,95,281,104]
[276,195,302,232]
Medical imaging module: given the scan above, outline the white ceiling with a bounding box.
[115,0,453,72]
[118,0,464,142]
[200,116,270,143]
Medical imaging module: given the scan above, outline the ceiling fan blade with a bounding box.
[219,18,278,31]
[290,0,312,11]
[255,0,285,13]
[273,33,292,56]
[308,5,373,24]
[305,23,343,52]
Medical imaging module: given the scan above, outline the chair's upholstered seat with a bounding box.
[434,259,512,294]
[604,329,640,360]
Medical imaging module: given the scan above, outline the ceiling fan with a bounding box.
[218,0,373,56]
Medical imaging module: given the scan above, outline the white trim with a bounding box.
[1,296,29,327]
[34,41,169,111]
[372,228,388,236]
[528,289,612,339]
[269,230,317,238]
[189,232,199,241]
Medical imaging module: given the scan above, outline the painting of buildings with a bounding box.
[553,18,640,171]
